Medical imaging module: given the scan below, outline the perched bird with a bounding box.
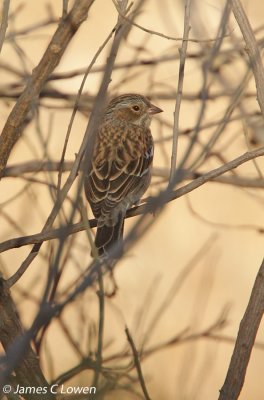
[84,93,162,256]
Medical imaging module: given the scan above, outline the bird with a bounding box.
[84,93,163,257]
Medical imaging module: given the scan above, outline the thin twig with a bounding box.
[92,266,105,387]
[231,0,264,117]
[62,0,69,18]
[125,327,152,400]
[113,0,229,44]
[190,67,251,170]
[3,160,264,189]
[178,2,231,169]
[5,17,59,40]
[169,0,192,184]
[80,200,103,387]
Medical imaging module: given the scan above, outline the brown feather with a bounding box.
[84,93,162,256]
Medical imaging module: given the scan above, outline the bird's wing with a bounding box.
[85,124,153,223]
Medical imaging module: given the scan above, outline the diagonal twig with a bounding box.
[125,327,152,400]
[219,257,264,400]
[1,146,264,258]
[0,0,95,177]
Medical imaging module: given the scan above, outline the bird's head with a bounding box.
[105,94,163,128]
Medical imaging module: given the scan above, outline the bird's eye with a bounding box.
[132,105,140,111]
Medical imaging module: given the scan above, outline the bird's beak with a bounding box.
[148,103,163,115]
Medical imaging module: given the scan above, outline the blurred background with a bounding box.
[0,0,264,399]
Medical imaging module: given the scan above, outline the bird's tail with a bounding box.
[95,217,124,257]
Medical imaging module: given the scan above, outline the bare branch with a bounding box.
[0,0,95,176]
[231,0,264,116]
[219,257,264,400]
[0,0,10,53]
[125,327,152,400]
[1,146,264,258]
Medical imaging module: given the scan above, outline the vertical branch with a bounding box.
[62,0,69,18]
[231,0,264,117]
[178,2,231,169]
[80,199,104,387]
[0,0,10,53]
[92,267,105,388]
[219,257,264,400]
[169,0,192,185]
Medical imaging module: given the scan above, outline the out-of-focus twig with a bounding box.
[5,17,59,40]
[3,159,264,191]
[125,327,152,400]
[231,0,264,117]
[178,2,231,169]
[113,0,229,43]
[169,0,192,184]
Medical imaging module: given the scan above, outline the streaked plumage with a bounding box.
[84,94,162,256]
